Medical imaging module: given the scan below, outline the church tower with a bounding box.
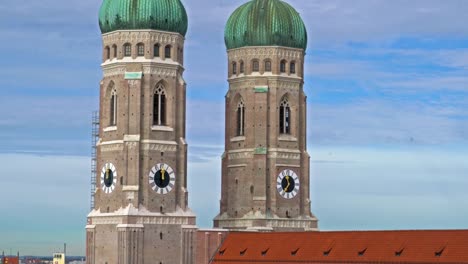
[214,0,318,231]
[86,1,197,264]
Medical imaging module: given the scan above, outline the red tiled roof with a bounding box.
[211,230,468,263]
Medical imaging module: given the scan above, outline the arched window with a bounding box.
[279,97,291,134]
[153,84,166,126]
[290,61,296,74]
[165,45,171,59]
[280,60,287,73]
[154,44,160,57]
[104,46,110,60]
[264,60,272,72]
[232,62,237,75]
[236,100,245,136]
[252,60,259,72]
[112,44,117,58]
[239,61,244,74]
[137,43,145,57]
[123,43,131,57]
[110,89,117,126]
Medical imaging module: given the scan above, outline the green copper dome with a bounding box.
[225,0,307,50]
[99,0,188,36]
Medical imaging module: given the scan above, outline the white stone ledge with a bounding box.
[230,136,246,142]
[275,164,301,168]
[122,185,139,191]
[227,164,247,168]
[103,126,117,132]
[152,125,174,132]
[278,135,297,142]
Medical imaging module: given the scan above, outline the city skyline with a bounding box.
[0,0,467,256]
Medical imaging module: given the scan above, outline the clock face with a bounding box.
[277,169,299,199]
[100,163,117,194]
[149,163,176,194]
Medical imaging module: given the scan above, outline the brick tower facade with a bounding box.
[213,0,318,231]
[85,29,197,264]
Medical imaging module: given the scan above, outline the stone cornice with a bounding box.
[102,30,184,46]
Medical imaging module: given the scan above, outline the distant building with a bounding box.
[2,257,19,264]
[52,254,64,264]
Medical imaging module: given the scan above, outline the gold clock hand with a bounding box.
[284,176,290,192]
[105,169,109,180]
[161,169,166,181]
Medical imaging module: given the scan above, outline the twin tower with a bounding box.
[86,0,318,263]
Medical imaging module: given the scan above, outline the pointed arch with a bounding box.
[153,83,167,125]
[252,59,259,72]
[279,95,291,134]
[137,43,145,57]
[165,45,172,59]
[123,43,131,57]
[154,43,160,57]
[236,97,245,136]
[239,60,245,74]
[108,81,117,126]
[264,59,272,72]
[112,44,117,59]
[280,60,287,73]
[290,61,296,74]
[232,61,237,75]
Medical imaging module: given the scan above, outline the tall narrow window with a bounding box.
[110,89,117,126]
[265,60,272,72]
[137,43,145,57]
[153,84,166,126]
[154,44,160,57]
[236,100,245,136]
[279,97,291,134]
[280,60,287,73]
[232,62,237,75]
[112,44,117,58]
[240,61,244,74]
[123,43,131,57]
[290,61,296,74]
[165,45,171,59]
[104,46,110,60]
[252,60,259,72]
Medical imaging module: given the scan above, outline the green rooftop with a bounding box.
[99,0,188,36]
[225,0,307,50]
[224,0,307,50]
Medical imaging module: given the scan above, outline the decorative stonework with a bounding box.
[214,218,318,231]
[268,151,301,160]
[227,149,254,160]
[102,30,183,47]
[143,67,177,77]
[228,47,303,60]
[142,143,178,152]
[100,144,124,152]
[103,66,178,78]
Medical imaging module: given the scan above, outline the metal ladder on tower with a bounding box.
[90,111,99,211]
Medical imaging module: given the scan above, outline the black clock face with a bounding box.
[100,163,117,194]
[104,169,114,187]
[277,169,300,199]
[281,175,296,193]
[149,163,176,194]
[154,169,170,188]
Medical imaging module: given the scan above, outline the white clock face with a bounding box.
[277,169,300,199]
[149,163,176,194]
[100,163,117,194]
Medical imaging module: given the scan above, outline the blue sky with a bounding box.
[0,0,467,256]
